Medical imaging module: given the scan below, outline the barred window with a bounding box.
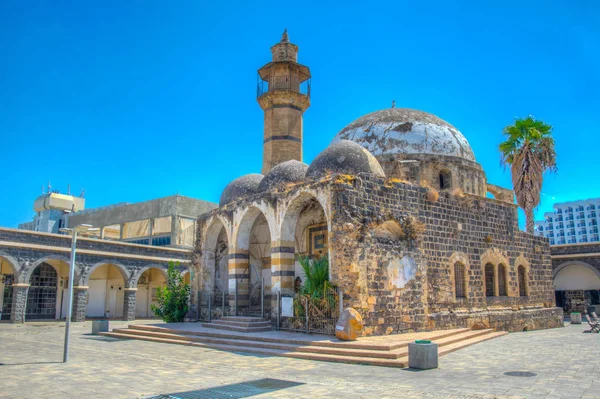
[498,264,507,296]
[454,262,466,298]
[518,266,527,296]
[485,263,495,297]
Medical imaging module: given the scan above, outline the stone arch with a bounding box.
[131,265,168,288]
[181,269,191,285]
[0,251,20,279]
[81,262,130,287]
[448,252,469,301]
[233,205,275,252]
[480,249,509,297]
[553,261,600,290]
[202,215,232,252]
[279,190,330,246]
[201,216,230,293]
[22,255,71,284]
[373,220,403,240]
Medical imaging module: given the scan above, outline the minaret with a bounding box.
[257,30,311,174]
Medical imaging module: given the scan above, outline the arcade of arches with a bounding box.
[0,255,185,322]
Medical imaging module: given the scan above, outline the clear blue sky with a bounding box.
[1,1,598,229]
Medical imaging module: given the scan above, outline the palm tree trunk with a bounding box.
[525,203,535,234]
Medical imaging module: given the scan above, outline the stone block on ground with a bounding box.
[335,308,363,341]
[408,341,438,370]
[92,320,109,335]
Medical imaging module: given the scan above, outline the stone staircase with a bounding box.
[201,316,272,333]
[100,324,507,368]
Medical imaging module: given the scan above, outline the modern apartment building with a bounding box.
[535,198,600,245]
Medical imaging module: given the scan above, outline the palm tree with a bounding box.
[500,116,557,234]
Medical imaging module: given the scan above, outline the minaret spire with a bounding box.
[257,32,311,173]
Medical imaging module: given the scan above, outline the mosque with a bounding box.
[192,31,563,335]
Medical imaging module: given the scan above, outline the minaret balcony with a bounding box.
[257,75,311,98]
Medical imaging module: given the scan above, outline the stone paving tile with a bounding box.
[0,321,598,398]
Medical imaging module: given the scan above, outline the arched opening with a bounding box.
[484,263,495,297]
[553,262,600,313]
[26,259,70,320]
[135,268,167,318]
[281,193,329,293]
[203,218,229,295]
[498,264,507,296]
[518,265,528,296]
[0,256,18,321]
[439,169,452,190]
[454,262,466,299]
[373,220,403,241]
[233,208,272,316]
[86,264,127,319]
[183,270,191,285]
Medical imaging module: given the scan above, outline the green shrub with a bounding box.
[151,262,190,323]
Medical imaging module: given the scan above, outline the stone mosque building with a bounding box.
[193,31,563,335]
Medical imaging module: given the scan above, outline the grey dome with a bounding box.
[335,108,476,161]
[306,140,385,179]
[258,160,308,192]
[219,174,264,206]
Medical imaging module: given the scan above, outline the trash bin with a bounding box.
[408,340,438,370]
[92,320,110,335]
[570,312,582,324]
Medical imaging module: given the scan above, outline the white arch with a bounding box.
[553,261,600,291]
[132,265,168,287]
[233,205,274,251]
[202,215,231,252]
[82,262,130,286]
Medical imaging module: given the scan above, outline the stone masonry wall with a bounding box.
[328,174,562,334]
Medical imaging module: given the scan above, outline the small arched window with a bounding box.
[518,265,527,296]
[498,264,507,296]
[454,262,466,298]
[484,263,495,297]
[439,169,452,190]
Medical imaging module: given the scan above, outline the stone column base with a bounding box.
[10,284,29,323]
[71,287,89,322]
[123,288,137,321]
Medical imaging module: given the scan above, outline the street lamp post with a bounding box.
[59,224,98,363]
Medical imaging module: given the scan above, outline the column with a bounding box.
[228,252,249,314]
[71,286,88,322]
[10,283,29,323]
[270,241,295,318]
[123,288,137,321]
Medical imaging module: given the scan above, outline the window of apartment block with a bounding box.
[152,216,172,235]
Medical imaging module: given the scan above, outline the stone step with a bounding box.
[126,324,473,351]
[220,316,270,322]
[437,331,508,356]
[101,331,407,368]
[110,328,405,359]
[207,319,272,328]
[201,323,272,333]
[106,326,503,365]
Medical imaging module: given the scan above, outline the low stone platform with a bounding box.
[101,322,507,368]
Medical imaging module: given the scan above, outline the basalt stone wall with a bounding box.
[551,243,600,275]
[329,174,562,335]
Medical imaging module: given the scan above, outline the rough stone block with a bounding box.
[335,308,363,341]
[92,320,109,335]
[408,341,438,370]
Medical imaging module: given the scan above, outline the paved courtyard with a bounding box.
[0,320,598,399]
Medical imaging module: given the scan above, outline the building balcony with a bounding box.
[257,75,311,98]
